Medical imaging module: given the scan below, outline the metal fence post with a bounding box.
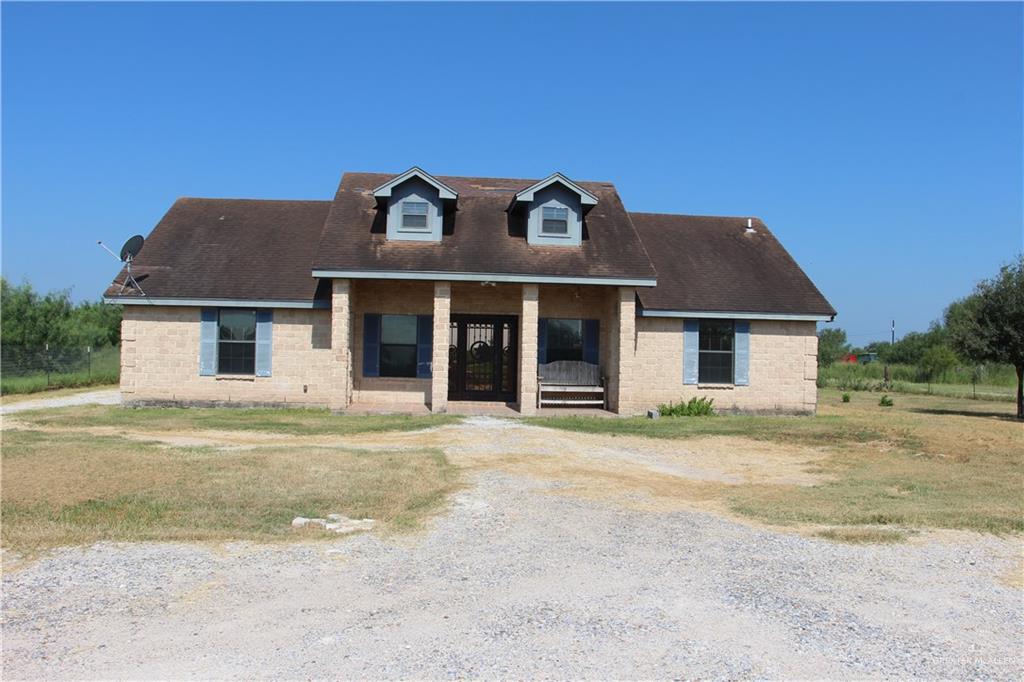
[45,343,50,387]
[88,346,92,379]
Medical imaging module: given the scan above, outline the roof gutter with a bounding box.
[312,269,657,287]
[639,308,835,322]
[104,296,328,309]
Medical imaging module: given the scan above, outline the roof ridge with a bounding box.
[176,196,332,205]
[630,210,764,222]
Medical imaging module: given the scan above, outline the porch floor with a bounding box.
[344,401,617,418]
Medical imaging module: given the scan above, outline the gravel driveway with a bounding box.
[2,419,1022,680]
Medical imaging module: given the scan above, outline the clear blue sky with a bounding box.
[3,2,1021,344]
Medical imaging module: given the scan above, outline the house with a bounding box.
[104,167,835,415]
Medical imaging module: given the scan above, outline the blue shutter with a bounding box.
[734,320,750,386]
[255,310,273,377]
[199,308,218,376]
[583,319,600,365]
[537,318,548,364]
[416,315,433,378]
[363,313,381,377]
[683,319,699,385]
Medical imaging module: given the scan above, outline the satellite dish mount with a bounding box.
[98,234,147,296]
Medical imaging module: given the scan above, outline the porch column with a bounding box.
[328,278,353,412]
[518,283,539,415]
[430,281,451,413]
[613,286,637,415]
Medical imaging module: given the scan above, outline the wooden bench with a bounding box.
[537,360,606,409]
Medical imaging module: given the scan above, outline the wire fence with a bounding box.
[1,344,120,394]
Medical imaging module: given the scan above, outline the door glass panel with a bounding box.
[464,322,495,393]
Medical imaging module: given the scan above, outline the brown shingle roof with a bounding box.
[630,212,836,317]
[312,172,658,282]
[104,198,332,302]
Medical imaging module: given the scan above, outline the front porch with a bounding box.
[329,279,638,415]
[344,400,619,418]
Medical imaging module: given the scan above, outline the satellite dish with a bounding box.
[119,235,145,261]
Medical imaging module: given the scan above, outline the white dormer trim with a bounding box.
[373,166,458,201]
[513,172,598,207]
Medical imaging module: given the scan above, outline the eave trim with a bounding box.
[372,166,458,200]
[639,309,835,322]
[513,172,599,206]
[104,296,328,309]
[312,269,657,287]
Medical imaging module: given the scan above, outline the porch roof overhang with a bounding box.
[104,296,328,309]
[638,308,835,322]
[311,269,657,287]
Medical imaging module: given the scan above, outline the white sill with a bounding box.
[216,375,256,382]
[538,231,572,239]
[697,383,735,390]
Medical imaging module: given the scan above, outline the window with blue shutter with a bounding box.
[734,321,750,386]
[255,310,273,377]
[583,319,600,365]
[363,313,381,377]
[537,318,548,364]
[199,308,218,376]
[683,320,699,385]
[416,315,433,378]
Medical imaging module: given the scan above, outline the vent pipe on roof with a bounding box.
[745,218,756,234]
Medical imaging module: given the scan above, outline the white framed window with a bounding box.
[400,201,430,231]
[541,206,569,235]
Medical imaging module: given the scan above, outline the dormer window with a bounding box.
[510,172,599,247]
[372,167,458,243]
[401,201,430,231]
[541,206,569,235]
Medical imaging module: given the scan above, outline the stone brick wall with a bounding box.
[631,317,819,415]
[350,280,433,406]
[121,286,818,415]
[120,306,334,406]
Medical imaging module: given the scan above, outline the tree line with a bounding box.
[818,256,1023,419]
[1,278,122,349]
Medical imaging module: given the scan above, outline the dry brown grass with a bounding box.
[1,428,458,555]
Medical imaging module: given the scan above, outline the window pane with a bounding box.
[381,345,417,377]
[401,201,429,229]
[218,341,255,375]
[543,206,568,220]
[382,315,418,344]
[546,318,583,362]
[698,351,733,384]
[542,218,568,234]
[699,320,734,352]
[219,309,256,341]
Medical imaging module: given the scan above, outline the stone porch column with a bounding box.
[613,286,637,415]
[328,278,353,412]
[518,283,539,415]
[430,281,451,413]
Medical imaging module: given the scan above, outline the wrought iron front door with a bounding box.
[448,315,517,401]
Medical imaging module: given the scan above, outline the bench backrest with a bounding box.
[538,360,601,386]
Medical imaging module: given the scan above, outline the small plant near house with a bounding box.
[657,396,715,417]
[841,392,851,403]
[879,394,894,407]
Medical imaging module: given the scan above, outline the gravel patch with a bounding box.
[3,465,1021,680]
[1,388,120,415]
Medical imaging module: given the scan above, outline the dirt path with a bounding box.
[0,388,120,415]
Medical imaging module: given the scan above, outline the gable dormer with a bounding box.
[373,167,458,242]
[510,173,598,247]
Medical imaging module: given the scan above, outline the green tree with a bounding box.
[817,327,850,367]
[1,278,122,349]
[945,256,1024,419]
[919,345,958,391]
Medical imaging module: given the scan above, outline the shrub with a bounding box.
[658,396,715,417]
[841,392,851,403]
[879,394,894,407]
